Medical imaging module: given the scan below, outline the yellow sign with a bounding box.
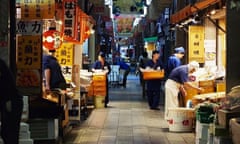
[55,43,74,66]
[20,0,55,20]
[17,35,42,69]
[188,26,205,63]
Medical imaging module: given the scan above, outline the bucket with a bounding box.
[167,107,195,132]
[94,96,105,108]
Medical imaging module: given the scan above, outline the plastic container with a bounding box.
[167,107,195,132]
[94,96,105,108]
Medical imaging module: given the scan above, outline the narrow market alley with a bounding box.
[62,74,195,144]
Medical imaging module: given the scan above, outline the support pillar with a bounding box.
[226,1,240,92]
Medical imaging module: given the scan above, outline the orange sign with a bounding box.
[20,0,55,20]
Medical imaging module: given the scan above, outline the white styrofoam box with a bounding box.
[23,96,29,105]
[196,121,209,140]
[19,139,33,144]
[195,138,208,144]
[20,122,29,132]
[19,131,31,139]
[29,119,59,140]
[22,104,29,112]
[21,111,29,119]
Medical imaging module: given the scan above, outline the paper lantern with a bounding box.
[42,30,63,50]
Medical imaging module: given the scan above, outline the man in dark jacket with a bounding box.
[146,50,164,110]
[0,58,23,144]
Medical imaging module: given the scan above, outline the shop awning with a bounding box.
[170,0,221,24]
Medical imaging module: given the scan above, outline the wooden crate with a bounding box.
[218,109,240,129]
[142,70,164,80]
[216,82,226,92]
[199,86,215,94]
[199,80,214,87]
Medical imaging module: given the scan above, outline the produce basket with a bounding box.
[142,70,164,80]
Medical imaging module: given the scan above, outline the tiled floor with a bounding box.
[63,74,195,144]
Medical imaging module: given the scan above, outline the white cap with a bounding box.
[188,61,199,71]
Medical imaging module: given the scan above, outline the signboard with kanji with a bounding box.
[188,26,205,63]
[62,0,77,39]
[16,20,42,35]
[17,35,42,69]
[55,42,74,82]
[55,42,74,66]
[20,0,55,20]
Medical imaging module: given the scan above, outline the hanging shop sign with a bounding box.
[42,30,63,50]
[17,35,42,69]
[115,16,135,37]
[16,20,42,35]
[55,43,74,82]
[78,8,95,44]
[55,43,74,66]
[20,0,55,20]
[188,26,205,63]
[112,0,145,15]
[62,0,77,40]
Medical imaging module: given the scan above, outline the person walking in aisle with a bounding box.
[145,50,164,110]
[165,46,185,79]
[0,58,23,144]
[117,58,130,88]
[92,52,111,107]
[138,51,151,98]
[164,61,204,120]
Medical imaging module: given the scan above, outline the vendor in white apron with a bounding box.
[164,61,204,120]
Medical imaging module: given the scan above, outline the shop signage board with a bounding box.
[55,43,74,81]
[16,20,42,35]
[188,26,205,63]
[17,35,42,69]
[16,35,42,95]
[62,0,77,40]
[114,16,135,37]
[20,0,55,20]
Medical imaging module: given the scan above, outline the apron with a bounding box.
[164,79,181,120]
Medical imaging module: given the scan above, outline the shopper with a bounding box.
[165,46,185,79]
[42,49,67,91]
[0,58,23,144]
[92,52,111,107]
[139,51,150,85]
[138,51,151,98]
[117,58,130,88]
[145,50,164,110]
[164,61,204,120]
